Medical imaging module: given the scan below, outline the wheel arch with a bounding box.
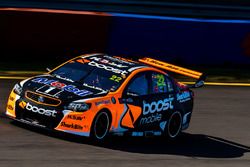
[166,110,183,139]
[95,108,113,130]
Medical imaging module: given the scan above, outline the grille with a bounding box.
[25,91,61,106]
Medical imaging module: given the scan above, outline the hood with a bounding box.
[21,75,107,103]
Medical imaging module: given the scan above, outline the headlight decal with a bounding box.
[6,91,21,118]
[66,102,91,112]
[13,83,22,95]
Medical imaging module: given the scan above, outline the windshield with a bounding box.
[51,59,125,91]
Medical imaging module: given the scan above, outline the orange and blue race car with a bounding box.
[6,53,206,141]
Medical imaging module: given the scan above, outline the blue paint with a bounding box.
[110,13,250,24]
[107,13,250,66]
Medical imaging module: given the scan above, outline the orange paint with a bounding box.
[0,8,111,16]
[6,90,17,118]
[139,57,203,79]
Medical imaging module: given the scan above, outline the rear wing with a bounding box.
[138,57,206,88]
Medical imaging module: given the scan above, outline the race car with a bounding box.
[6,53,205,141]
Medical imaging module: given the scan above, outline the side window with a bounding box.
[151,73,174,94]
[125,74,149,96]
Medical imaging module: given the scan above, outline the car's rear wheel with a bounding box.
[166,111,182,139]
[90,110,110,142]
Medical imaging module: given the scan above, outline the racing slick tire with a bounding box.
[90,110,111,142]
[165,111,182,139]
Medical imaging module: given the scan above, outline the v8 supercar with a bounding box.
[6,54,205,141]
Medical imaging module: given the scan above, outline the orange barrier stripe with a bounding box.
[0,8,111,16]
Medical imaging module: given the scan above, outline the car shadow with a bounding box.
[102,134,250,158]
[10,120,250,158]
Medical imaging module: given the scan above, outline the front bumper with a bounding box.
[6,90,91,137]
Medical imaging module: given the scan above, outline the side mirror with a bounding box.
[190,80,204,88]
[46,68,51,72]
[189,74,206,89]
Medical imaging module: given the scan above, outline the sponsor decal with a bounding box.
[88,61,128,75]
[90,56,128,68]
[140,97,174,125]
[109,75,122,82]
[9,96,15,101]
[159,121,167,131]
[36,85,63,97]
[132,132,144,136]
[111,97,116,104]
[31,120,39,125]
[121,105,141,128]
[143,58,197,77]
[153,131,162,136]
[7,105,13,110]
[38,96,45,103]
[19,101,27,109]
[177,91,191,103]
[19,119,46,128]
[153,74,167,93]
[32,78,92,97]
[67,115,83,121]
[182,112,191,124]
[82,83,104,92]
[142,97,174,115]
[20,101,57,117]
[54,74,74,82]
[156,74,166,87]
[140,113,162,125]
[74,58,90,64]
[95,100,111,106]
[60,122,83,130]
[103,55,135,65]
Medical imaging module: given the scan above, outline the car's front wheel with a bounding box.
[90,110,111,142]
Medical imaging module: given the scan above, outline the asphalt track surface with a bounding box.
[0,79,250,167]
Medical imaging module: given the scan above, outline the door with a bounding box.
[120,71,176,131]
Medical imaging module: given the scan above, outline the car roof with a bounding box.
[80,53,155,74]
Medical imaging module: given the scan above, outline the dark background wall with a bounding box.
[0,9,111,69]
[1,7,250,71]
[107,13,250,67]
[1,0,250,19]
